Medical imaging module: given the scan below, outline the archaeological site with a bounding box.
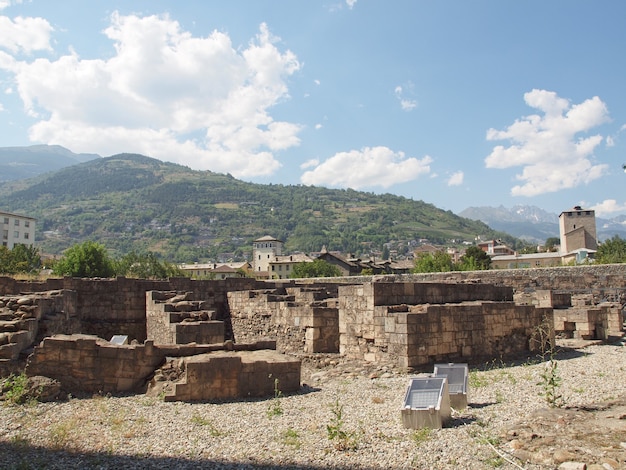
[0,265,624,402]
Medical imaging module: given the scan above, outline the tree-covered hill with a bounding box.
[0,153,516,262]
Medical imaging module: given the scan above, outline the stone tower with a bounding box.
[559,206,597,254]
[252,235,283,273]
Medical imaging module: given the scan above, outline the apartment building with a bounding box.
[1,211,36,249]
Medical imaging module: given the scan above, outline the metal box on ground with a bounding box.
[401,376,451,429]
[434,363,469,409]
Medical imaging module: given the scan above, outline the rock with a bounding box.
[600,458,619,469]
[558,463,586,470]
[27,376,63,402]
[17,297,34,306]
[508,439,524,450]
[554,449,577,464]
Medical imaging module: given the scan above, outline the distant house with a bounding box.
[1,211,36,249]
[316,248,362,276]
[268,253,313,279]
[490,252,563,269]
[477,240,515,257]
[178,261,251,279]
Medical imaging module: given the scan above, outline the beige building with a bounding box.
[1,211,36,249]
[559,206,597,255]
[178,262,252,279]
[268,253,312,279]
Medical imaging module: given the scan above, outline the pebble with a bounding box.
[0,342,624,469]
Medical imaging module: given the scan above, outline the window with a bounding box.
[271,265,275,271]
[14,219,19,226]
[3,218,8,224]
[25,221,30,228]
[2,230,7,239]
[286,265,290,271]
[279,265,282,271]
[14,231,19,238]
[24,233,29,240]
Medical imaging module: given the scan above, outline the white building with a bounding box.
[252,235,283,274]
[1,211,36,249]
[559,206,597,255]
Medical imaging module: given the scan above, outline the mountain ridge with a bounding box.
[0,153,515,262]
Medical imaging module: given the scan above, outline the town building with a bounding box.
[1,211,36,249]
[178,262,252,279]
[252,235,283,275]
[559,206,597,255]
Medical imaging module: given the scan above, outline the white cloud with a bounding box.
[606,135,615,147]
[589,199,626,217]
[0,14,53,53]
[300,158,319,169]
[300,146,432,189]
[394,84,417,111]
[315,123,323,130]
[0,13,302,178]
[485,89,610,197]
[346,0,357,9]
[447,171,464,186]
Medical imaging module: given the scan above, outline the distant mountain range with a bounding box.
[459,205,626,243]
[0,145,100,182]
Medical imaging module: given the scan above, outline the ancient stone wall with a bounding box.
[25,333,282,396]
[228,285,340,354]
[145,291,224,345]
[0,276,259,342]
[338,283,552,368]
[154,350,301,402]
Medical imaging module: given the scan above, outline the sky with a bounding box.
[1,1,626,218]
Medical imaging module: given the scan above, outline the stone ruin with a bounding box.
[0,264,624,402]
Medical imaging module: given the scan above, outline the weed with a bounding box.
[281,428,301,449]
[533,318,564,408]
[572,387,585,394]
[537,357,563,408]
[190,415,225,437]
[266,377,284,418]
[2,372,35,405]
[485,454,504,467]
[326,397,360,451]
[49,419,77,450]
[469,371,489,388]
[411,428,432,446]
[494,390,504,404]
[371,396,385,404]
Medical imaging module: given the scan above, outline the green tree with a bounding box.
[290,259,342,278]
[0,244,42,275]
[412,251,454,273]
[52,241,116,277]
[458,246,491,271]
[544,237,560,252]
[595,235,626,264]
[116,251,184,279]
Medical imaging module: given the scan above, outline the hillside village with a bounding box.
[2,204,602,280]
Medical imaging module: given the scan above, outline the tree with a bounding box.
[595,235,626,264]
[116,251,184,279]
[458,246,491,271]
[290,259,342,278]
[544,237,560,252]
[52,241,116,277]
[0,244,42,275]
[412,251,454,273]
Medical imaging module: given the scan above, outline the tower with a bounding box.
[252,235,283,273]
[559,206,597,254]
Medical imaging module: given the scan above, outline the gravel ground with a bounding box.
[1,339,625,470]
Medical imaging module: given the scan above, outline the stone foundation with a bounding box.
[148,350,301,402]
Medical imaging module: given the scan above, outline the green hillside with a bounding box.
[0,153,515,262]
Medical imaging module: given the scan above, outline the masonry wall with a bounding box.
[25,334,281,394]
[338,282,552,368]
[228,285,340,354]
[0,276,259,343]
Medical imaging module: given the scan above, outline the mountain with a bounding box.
[0,153,514,262]
[459,205,626,243]
[0,145,100,182]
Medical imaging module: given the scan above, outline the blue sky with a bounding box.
[1,1,626,217]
